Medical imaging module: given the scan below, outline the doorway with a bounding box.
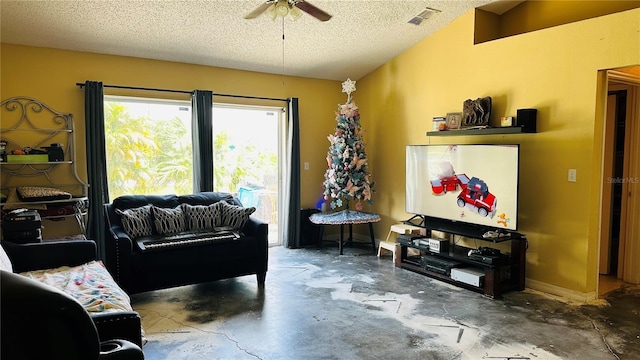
[212,104,284,246]
[598,67,640,297]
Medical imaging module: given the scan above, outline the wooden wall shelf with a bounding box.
[426,126,533,137]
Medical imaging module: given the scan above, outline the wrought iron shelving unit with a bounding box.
[1,97,88,236]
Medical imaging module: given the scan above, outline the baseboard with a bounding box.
[525,278,597,303]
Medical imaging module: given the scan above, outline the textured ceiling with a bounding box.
[1,0,511,81]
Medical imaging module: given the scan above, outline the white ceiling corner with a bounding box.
[0,0,510,81]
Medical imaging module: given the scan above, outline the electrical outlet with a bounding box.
[568,169,577,182]
[304,162,309,171]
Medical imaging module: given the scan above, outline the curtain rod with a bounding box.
[75,83,288,102]
[76,83,192,94]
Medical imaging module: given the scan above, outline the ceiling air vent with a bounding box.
[408,7,441,25]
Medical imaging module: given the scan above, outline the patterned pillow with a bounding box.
[151,206,187,235]
[115,205,153,239]
[181,203,223,231]
[219,200,256,230]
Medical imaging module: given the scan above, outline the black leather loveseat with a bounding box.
[103,192,268,294]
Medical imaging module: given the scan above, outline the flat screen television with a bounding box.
[406,144,520,231]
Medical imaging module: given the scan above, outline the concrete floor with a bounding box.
[132,245,640,360]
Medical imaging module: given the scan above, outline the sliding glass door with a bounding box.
[212,104,283,246]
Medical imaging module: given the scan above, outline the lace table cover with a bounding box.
[309,210,380,225]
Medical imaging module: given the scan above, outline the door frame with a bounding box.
[597,69,640,294]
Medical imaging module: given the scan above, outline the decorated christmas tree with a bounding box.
[322,78,374,211]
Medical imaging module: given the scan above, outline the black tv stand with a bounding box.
[397,216,527,299]
[406,214,427,227]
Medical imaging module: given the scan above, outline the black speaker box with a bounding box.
[516,108,537,133]
[300,208,322,247]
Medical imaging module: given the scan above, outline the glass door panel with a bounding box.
[212,104,282,245]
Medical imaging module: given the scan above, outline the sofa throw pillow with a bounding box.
[219,200,256,230]
[151,205,187,235]
[181,203,223,231]
[115,205,154,239]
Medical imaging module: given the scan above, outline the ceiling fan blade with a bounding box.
[244,1,276,19]
[294,1,332,21]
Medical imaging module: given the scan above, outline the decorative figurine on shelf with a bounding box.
[321,78,375,211]
[462,96,492,127]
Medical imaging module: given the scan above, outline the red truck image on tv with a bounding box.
[430,173,470,194]
[430,159,471,194]
[456,177,497,218]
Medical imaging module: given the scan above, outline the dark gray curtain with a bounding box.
[84,81,109,260]
[191,90,214,192]
[283,98,301,248]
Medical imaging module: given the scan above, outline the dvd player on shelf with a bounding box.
[397,234,422,246]
[420,255,463,275]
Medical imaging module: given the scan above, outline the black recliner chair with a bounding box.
[1,269,144,360]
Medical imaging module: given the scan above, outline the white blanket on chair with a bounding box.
[20,260,133,314]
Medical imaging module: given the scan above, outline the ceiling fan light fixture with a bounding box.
[265,3,278,21]
[245,0,331,22]
[275,0,290,17]
[289,5,303,20]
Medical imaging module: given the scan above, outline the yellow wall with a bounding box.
[2,6,639,297]
[357,8,639,296]
[1,44,342,212]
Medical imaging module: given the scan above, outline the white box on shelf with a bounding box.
[428,238,448,253]
[451,267,485,287]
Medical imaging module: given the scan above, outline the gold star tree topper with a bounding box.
[342,78,356,103]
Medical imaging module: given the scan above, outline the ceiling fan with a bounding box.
[244,0,332,22]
